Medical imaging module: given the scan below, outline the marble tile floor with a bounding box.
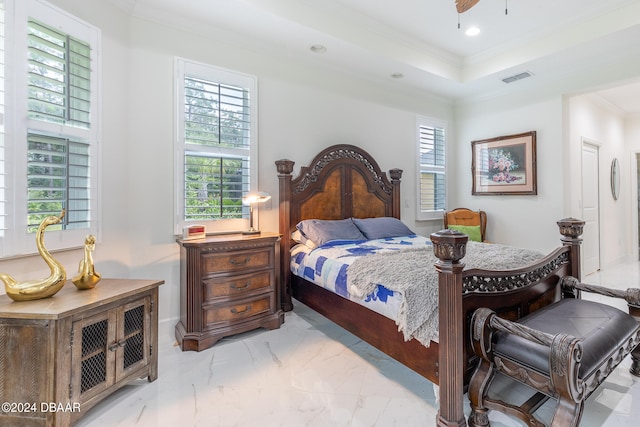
[76,261,640,427]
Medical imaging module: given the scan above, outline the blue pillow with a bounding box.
[296,218,366,247]
[352,217,414,240]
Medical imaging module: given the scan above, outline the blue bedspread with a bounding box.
[290,235,432,320]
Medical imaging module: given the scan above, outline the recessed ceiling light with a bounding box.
[309,44,327,54]
[465,26,480,36]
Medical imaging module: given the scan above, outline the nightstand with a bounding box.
[175,232,283,351]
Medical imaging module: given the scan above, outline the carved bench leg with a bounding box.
[468,409,490,427]
[468,360,493,427]
[550,398,583,427]
[631,343,640,377]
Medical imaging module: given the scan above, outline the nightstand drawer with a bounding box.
[203,296,272,325]
[203,270,273,300]
[202,248,271,274]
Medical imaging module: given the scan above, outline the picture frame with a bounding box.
[471,131,537,195]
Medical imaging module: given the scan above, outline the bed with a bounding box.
[275,144,583,425]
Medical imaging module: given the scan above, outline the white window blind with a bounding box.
[175,58,257,233]
[2,0,100,257]
[24,15,94,236]
[184,77,250,149]
[184,153,247,221]
[27,18,91,128]
[27,133,90,232]
[417,117,446,220]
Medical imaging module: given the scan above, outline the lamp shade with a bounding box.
[242,191,271,205]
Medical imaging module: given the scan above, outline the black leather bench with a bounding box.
[468,276,640,427]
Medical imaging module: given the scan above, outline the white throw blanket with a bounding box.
[347,241,544,346]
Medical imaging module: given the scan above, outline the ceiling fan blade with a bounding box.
[456,0,480,13]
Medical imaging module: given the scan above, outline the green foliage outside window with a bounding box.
[184,155,246,221]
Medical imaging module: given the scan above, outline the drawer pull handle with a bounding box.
[231,305,252,315]
[231,281,250,290]
[229,256,251,266]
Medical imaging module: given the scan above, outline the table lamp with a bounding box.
[242,191,271,235]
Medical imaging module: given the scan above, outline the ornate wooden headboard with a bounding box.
[275,144,403,310]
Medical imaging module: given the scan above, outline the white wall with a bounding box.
[566,94,628,268]
[453,97,565,253]
[0,0,453,335]
[452,92,630,265]
[624,114,640,261]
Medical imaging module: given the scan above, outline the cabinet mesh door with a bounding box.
[80,319,108,393]
[123,304,145,369]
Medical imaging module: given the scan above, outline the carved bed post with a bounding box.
[389,168,403,219]
[276,159,295,312]
[431,229,469,427]
[557,218,585,282]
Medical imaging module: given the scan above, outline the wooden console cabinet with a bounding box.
[175,233,283,351]
[0,278,162,427]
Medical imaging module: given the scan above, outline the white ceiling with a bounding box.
[115,0,640,112]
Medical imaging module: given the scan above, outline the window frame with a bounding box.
[174,57,258,235]
[416,115,447,221]
[1,0,101,258]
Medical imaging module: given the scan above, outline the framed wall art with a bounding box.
[471,131,537,195]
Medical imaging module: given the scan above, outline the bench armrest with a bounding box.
[560,276,640,307]
[471,308,575,357]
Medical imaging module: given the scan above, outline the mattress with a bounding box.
[290,234,432,321]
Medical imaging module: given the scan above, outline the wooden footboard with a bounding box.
[431,218,584,427]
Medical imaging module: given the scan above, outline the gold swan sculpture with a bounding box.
[72,234,101,290]
[0,210,67,301]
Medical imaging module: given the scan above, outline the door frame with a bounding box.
[631,151,640,262]
[581,138,601,275]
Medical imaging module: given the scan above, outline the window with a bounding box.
[417,116,446,220]
[27,133,91,232]
[0,0,6,256]
[1,0,100,257]
[175,58,257,234]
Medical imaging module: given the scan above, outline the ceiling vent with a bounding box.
[501,71,533,84]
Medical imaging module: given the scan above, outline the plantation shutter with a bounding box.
[183,75,251,221]
[27,133,90,231]
[1,0,100,257]
[184,77,250,149]
[27,18,91,128]
[25,17,94,234]
[419,124,446,214]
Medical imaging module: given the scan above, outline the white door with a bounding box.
[581,141,600,275]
